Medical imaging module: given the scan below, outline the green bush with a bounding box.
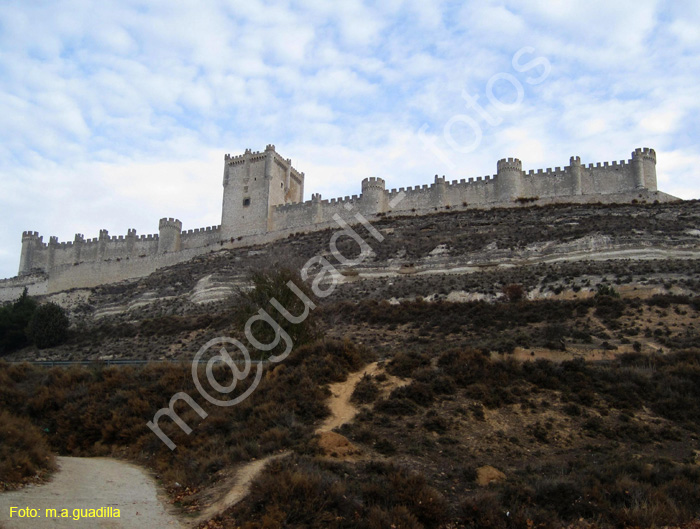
[26,302,70,349]
[0,288,37,354]
[234,268,319,359]
[596,284,620,299]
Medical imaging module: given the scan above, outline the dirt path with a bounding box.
[190,452,288,527]
[317,362,382,433]
[0,457,182,528]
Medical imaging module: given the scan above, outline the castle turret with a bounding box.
[19,231,42,275]
[570,156,582,195]
[632,148,657,191]
[264,144,275,182]
[312,193,323,223]
[74,233,84,263]
[158,218,182,253]
[496,157,523,202]
[98,229,110,260]
[48,236,59,270]
[433,175,447,207]
[126,229,137,255]
[361,177,386,215]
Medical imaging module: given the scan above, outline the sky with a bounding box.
[1,0,699,280]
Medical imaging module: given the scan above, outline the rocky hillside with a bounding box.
[2,200,699,362]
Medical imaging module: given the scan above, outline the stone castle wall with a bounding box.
[3,146,669,299]
[267,148,657,230]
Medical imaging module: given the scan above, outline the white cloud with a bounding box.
[0,0,698,280]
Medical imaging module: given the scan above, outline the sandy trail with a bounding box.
[0,456,182,528]
[317,362,381,434]
[190,451,288,527]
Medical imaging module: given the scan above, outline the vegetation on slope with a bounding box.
[0,410,55,490]
[0,339,369,505]
[207,348,700,529]
[0,289,69,354]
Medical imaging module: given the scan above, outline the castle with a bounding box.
[1,145,676,300]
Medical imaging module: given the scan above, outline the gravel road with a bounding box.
[0,456,183,528]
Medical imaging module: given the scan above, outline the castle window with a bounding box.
[244,186,248,192]
[243,198,251,207]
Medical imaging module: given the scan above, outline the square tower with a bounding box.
[221,145,304,239]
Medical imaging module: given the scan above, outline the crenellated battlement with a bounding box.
[362,177,386,189]
[633,147,656,162]
[22,231,40,240]
[182,225,221,235]
[497,158,523,172]
[224,146,304,181]
[225,148,267,166]
[159,218,183,231]
[586,160,628,169]
[363,177,384,183]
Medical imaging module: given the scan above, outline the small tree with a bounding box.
[0,288,37,354]
[595,284,620,299]
[502,284,525,303]
[234,268,319,359]
[27,302,70,349]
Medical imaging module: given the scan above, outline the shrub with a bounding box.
[0,411,55,489]
[595,295,625,321]
[224,456,446,529]
[375,396,418,416]
[0,288,37,354]
[387,351,431,378]
[374,438,397,455]
[596,284,620,299]
[502,284,525,303]
[351,374,380,404]
[234,267,319,359]
[26,302,70,349]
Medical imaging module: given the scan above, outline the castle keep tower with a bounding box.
[221,145,304,240]
[496,158,523,202]
[158,218,182,253]
[361,177,387,215]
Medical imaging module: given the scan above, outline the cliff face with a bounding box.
[42,200,700,308]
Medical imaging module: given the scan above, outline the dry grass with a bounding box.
[0,339,370,499]
[0,410,55,490]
